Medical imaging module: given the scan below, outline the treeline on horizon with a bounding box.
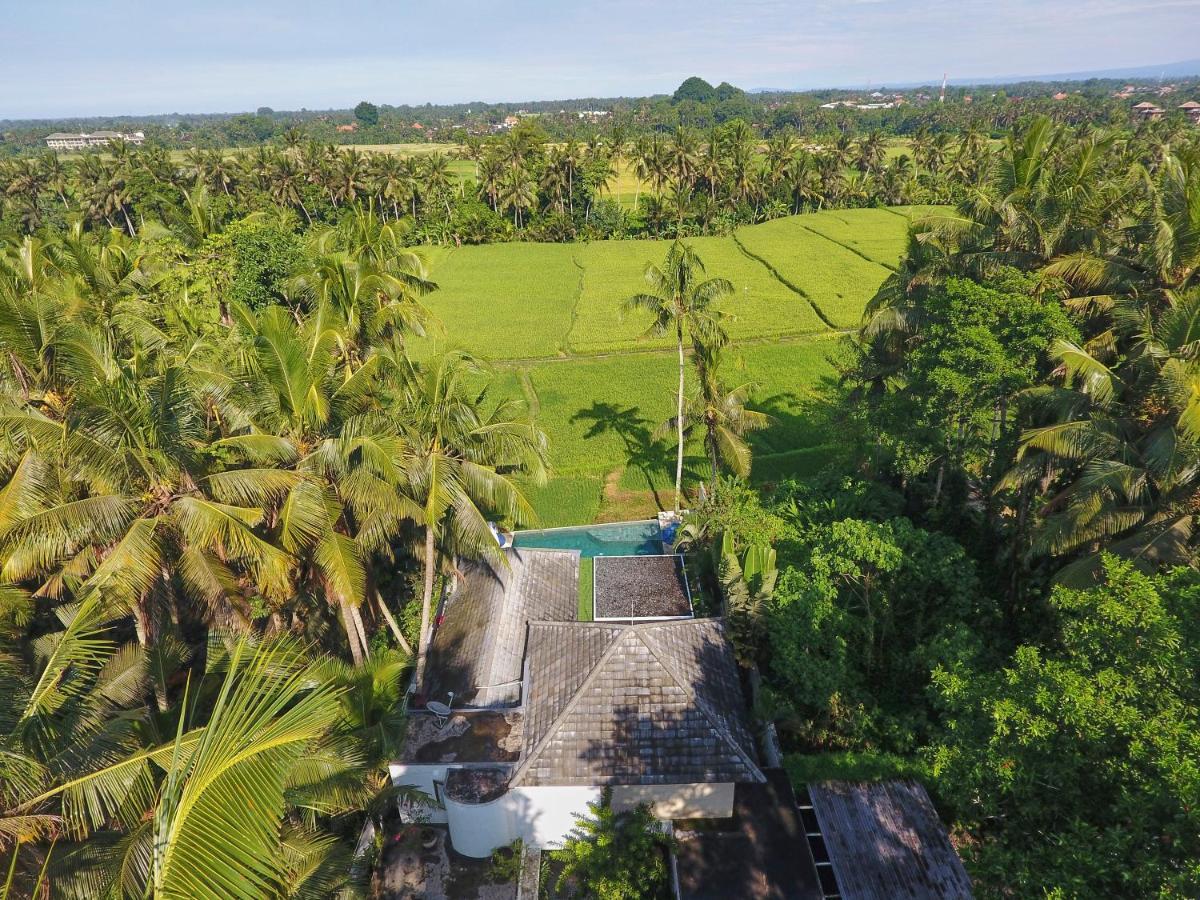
[3,78,1199,249]
[3,73,1199,154]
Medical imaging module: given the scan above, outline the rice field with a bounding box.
[411,243,578,360]
[568,235,826,353]
[733,218,897,328]
[406,207,917,523]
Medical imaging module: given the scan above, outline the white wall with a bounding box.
[389,766,602,856]
[445,792,516,858]
[510,785,604,850]
[388,763,449,824]
[389,767,727,856]
[611,782,736,819]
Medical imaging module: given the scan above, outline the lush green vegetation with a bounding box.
[683,115,1200,897]
[4,77,1200,897]
[546,798,673,900]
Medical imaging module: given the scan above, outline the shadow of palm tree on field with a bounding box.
[570,402,673,507]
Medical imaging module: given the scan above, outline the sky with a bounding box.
[3,0,1199,119]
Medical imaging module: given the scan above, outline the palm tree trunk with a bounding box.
[414,524,437,691]
[352,603,371,661]
[675,322,686,514]
[121,206,136,238]
[375,588,413,655]
[340,600,364,666]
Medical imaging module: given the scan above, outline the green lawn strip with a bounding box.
[409,242,579,360]
[735,219,894,329]
[577,557,594,621]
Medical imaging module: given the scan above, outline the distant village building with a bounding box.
[44,130,144,151]
[1132,101,1165,121]
[1180,101,1200,124]
[1052,91,1069,101]
[336,123,358,133]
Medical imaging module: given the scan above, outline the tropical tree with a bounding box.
[665,345,770,482]
[624,242,732,512]
[396,351,546,690]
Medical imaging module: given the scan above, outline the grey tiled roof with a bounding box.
[423,548,579,707]
[809,780,974,900]
[513,619,765,787]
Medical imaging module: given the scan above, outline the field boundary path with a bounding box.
[797,222,900,273]
[731,232,839,329]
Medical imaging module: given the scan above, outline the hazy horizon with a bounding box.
[4,0,1199,120]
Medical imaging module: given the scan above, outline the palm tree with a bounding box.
[397,351,546,690]
[13,636,373,899]
[499,166,537,228]
[667,345,770,482]
[216,304,415,664]
[623,242,732,512]
[0,322,291,707]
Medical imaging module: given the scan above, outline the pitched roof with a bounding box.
[513,619,765,787]
[1180,101,1200,109]
[423,548,579,708]
[809,780,974,900]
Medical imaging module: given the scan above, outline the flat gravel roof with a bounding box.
[593,554,691,620]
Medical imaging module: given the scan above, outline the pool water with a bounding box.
[513,520,664,557]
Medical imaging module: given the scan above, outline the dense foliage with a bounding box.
[0,202,546,896]
[550,799,673,900]
[684,113,1200,897]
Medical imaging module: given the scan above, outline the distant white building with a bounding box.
[44,130,145,151]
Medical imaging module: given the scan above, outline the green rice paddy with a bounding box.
[410,207,919,523]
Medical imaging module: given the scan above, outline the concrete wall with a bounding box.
[611,782,736,819]
[390,765,602,855]
[389,763,449,824]
[509,785,603,850]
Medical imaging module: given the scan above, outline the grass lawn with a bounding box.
[577,558,595,621]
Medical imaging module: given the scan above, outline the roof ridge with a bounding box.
[510,624,630,786]
[635,625,766,783]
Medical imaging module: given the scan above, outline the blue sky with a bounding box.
[3,0,1198,119]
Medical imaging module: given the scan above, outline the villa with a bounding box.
[1132,100,1165,121]
[388,520,973,898]
[44,130,144,150]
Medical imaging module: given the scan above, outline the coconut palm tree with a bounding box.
[666,345,770,482]
[396,351,546,690]
[11,636,374,899]
[214,304,418,664]
[623,242,732,512]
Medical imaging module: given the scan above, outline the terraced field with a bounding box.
[409,207,923,523]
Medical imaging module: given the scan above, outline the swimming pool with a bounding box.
[512,520,664,557]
